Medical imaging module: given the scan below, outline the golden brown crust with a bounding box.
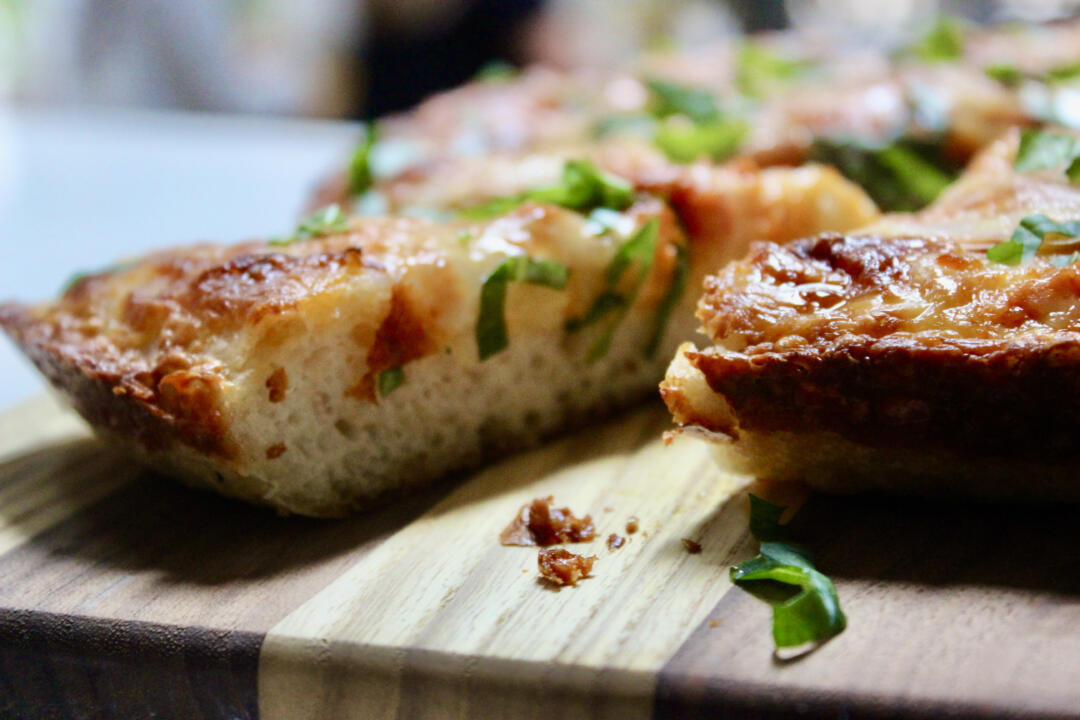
[667,130,1080,466]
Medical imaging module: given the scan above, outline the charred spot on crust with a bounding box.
[266,443,287,459]
[266,367,289,403]
[349,285,439,403]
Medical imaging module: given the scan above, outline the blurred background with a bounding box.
[3,0,1080,119]
[2,0,1080,408]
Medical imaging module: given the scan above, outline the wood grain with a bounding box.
[260,406,749,720]
[1,396,1080,719]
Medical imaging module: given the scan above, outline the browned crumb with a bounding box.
[606,533,625,551]
[681,538,702,554]
[266,367,288,403]
[603,506,614,513]
[500,496,596,546]
[626,517,639,534]
[538,548,596,587]
[709,620,720,628]
[265,443,287,459]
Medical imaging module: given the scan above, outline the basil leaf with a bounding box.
[377,367,405,397]
[644,242,689,357]
[474,60,518,83]
[1015,129,1080,173]
[809,137,959,211]
[347,124,378,197]
[910,16,964,63]
[269,204,349,246]
[590,113,656,140]
[984,63,1024,87]
[1045,61,1080,84]
[476,256,570,361]
[1050,252,1080,268]
[653,119,749,164]
[735,43,810,98]
[732,498,847,650]
[987,213,1080,265]
[748,493,786,542]
[567,219,658,362]
[646,78,720,124]
[460,160,634,219]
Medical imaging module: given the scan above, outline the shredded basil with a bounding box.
[646,78,720,124]
[809,137,959,211]
[474,60,518,83]
[653,119,749,164]
[460,160,634,220]
[730,494,847,651]
[476,256,570,360]
[269,204,349,246]
[644,242,689,358]
[347,124,378,197]
[1014,129,1080,181]
[377,367,405,397]
[735,43,811,98]
[1050,252,1080,268]
[566,219,658,362]
[987,213,1080,265]
[984,63,1025,87]
[909,16,964,63]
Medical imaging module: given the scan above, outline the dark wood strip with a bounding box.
[0,609,261,720]
[0,464,455,633]
[655,495,1080,719]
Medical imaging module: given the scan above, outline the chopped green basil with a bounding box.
[987,213,1080,265]
[377,367,405,397]
[735,43,810,98]
[474,60,518,83]
[646,78,720,124]
[1050,252,1080,268]
[460,160,634,219]
[748,493,786,542]
[644,242,688,358]
[984,63,1024,87]
[909,16,964,63]
[730,493,847,651]
[269,204,349,246]
[985,60,1080,87]
[1015,129,1080,174]
[347,124,378,197]
[590,113,657,140]
[1045,61,1080,84]
[809,137,959,211]
[476,256,570,360]
[566,218,658,362]
[653,118,749,164]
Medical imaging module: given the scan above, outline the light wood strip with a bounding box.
[260,406,753,720]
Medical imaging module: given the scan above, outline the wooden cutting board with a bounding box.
[1,393,1079,719]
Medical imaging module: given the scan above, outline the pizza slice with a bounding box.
[662,129,1080,499]
[1,155,875,516]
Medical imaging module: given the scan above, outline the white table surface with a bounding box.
[0,105,361,411]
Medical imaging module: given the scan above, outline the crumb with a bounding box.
[500,496,596,546]
[681,538,702,554]
[265,443,287,459]
[606,533,625,551]
[663,430,677,446]
[522,569,528,573]
[709,620,720,628]
[642,530,649,538]
[625,517,639,534]
[538,548,596,586]
[603,506,613,513]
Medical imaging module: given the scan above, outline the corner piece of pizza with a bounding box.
[662,129,1080,500]
[0,154,875,516]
